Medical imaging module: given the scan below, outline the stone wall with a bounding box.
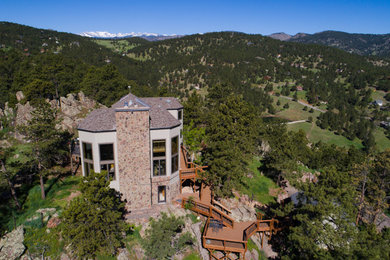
[151,174,180,205]
[116,109,152,210]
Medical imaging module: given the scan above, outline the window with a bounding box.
[153,140,166,176]
[82,142,93,160]
[99,144,114,161]
[158,186,166,203]
[178,110,182,120]
[82,142,93,177]
[171,136,179,174]
[153,140,166,157]
[84,162,93,176]
[99,143,115,180]
[101,163,116,180]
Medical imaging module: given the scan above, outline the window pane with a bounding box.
[160,160,166,176]
[172,155,178,173]
[158,186,166,203]
[153,159,166,176]
[82,142,93,160]
[178,110,182,120]
[101,163,116,180]
[153,140,166,157]
[171,136,178,155]
[84,162,93,176]
[153,160,159,176]
[100,144,114,161]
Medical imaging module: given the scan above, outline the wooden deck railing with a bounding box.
[243,222,258,241]
[182,198,234,228]
[203,218,247,254]
[211,199,232,215]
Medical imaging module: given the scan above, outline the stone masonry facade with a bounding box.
[151,174,180,205]
[116,109,152,211]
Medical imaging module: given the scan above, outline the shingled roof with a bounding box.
[78,94,182,132]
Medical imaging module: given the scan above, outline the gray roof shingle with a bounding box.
[77,108,116,132]
[78,94,182,132]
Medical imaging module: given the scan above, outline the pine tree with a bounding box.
[20,100,68,199]
[203,93,259,196]
[62,172,127,258]
[142,212,194,259]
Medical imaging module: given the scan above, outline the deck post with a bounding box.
[261,231,265,248]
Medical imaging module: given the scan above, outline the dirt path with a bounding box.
[286,120,307,125]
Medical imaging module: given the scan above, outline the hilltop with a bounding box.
[269,30,390,57]
[1,23,389,149]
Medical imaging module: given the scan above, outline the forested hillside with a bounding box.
[0,22,158,89]
[1,22,390,259]
[1,23,390,147]
[288,30,390,58]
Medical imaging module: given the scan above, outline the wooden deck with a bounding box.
[179,146,207,193]
[179,145,280,259]
[203,219,253,254]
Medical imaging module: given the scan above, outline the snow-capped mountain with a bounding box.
[80,31,176,38]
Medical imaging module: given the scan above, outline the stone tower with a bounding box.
[115,106,151,210]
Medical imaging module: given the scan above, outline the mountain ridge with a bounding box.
[80,31,183,41]
[268,30,390,57]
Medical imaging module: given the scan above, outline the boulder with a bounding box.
[0,225,25,260]
[60,95,82,117]
[15,102,33,126]
[186,222,208,260]
[61,115,76,130]
[16,91,25,102]
[132,244,145,260]
[230,205,256,222]
[117,248,131,260]
[47,217,61,229]
[60,252,72,260]
[77,91,97,110]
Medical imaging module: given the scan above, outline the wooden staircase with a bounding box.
[179,146,207,193]
[179,145,280,259]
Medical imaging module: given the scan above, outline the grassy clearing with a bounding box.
[373,128,390,152]
[287,121,364,149]
[371,89,387,105]
[94,39,138,53]
[6,175,80,230]
[241,157,278,204]
[272,96,321,121]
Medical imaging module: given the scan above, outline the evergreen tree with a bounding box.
[20,100,69,199]
[183,92,206,126]
[0,147,23,209]
[62,172,126,258]
[142,212,194,259]
[203,93,259,196]
[280,167,359,259]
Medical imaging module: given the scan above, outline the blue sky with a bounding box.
[1,0,389,35]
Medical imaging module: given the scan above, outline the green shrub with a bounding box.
[183,252,202,260]
[142,212,195,259]
[184,196,195,210]
[187,213,200,223]
[24,226,64,259]
[62,172,126,258]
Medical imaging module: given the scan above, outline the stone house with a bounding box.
[77,93,183,211]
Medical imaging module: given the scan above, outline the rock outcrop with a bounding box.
[1,91,101,134]
[0,225,25,260]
